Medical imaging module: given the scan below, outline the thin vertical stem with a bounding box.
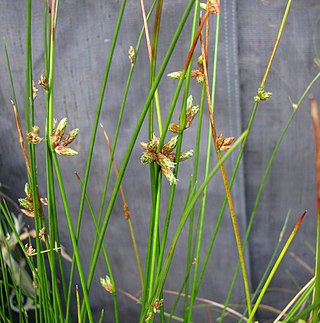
[310,96,320,323]
[200,15,252,315]
[100,124,144,290]
[260,0,292,88]
[85,0,195,295]
[140,0,163,134]
[147,173,162,312]
[52,154,94,322]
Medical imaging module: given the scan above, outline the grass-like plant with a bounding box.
[1,0,320,322]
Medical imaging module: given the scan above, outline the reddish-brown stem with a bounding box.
[183,11,209,71]
[100,124,129,214]
[205,0,209,68]
[12,100,44,217]
[11,100,31,174]
[199,19,252,314]
[311,97,320,208]
[100,123,144,290]
[140,0,153,61]
[51,0,55,39]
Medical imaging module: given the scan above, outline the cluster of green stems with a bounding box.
[2,0,320,322]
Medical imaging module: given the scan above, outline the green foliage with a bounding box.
[1,0,320,322]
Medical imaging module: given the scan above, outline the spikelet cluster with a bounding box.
[140,95,199,184]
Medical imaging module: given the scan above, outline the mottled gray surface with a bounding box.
[0,0,320,322]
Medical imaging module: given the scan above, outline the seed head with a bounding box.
[32,81,38,100]
[128,46,136,64]
[60,128,79,146]
[55,146,78,156]
[140,152,155,164]
[161,167,177,185]
[38,74,49,92]
[25,243,36,256]
[40,197,48,205]
[216,134,235,151]
[19,183,45,217]
[100,275,113,294]
[200,0,220,14]
[168,123,180,133]
[191,69,204,83]
[162,136,178,154]
[187,95,194,109]
[39,227,46,239]
[26,125,42,144]
[314,57,320,67]
[19,198,33,211]
[179,149,194,161]
[169,69,204,83]
[52,118,67,147]
[167,71,183,79]
[158,154,175,169]
[147,136,159,152]
[255,87,272,102]
[188,104,199,117]
[140,141,149,150]
[153,299,164,313]
[52,118,79,156]
[197,55,204,74]
[24,182,32,200]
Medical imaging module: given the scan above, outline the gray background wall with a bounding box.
[0,0,320,322]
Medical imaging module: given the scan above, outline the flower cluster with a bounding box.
[254,87,272,102]
[140,96,198,185]
[216,133,235,151]
[128,46,135,64]
[168,55,204,83]
[51,118,79,156]
[169,95,199,133]
[32,81,38,100]
[18,183,46,218]
[26,125,42,144]
[145,299,164,321]
[38,74,49,92]
[140,135,194,185]
[200,0,220,14]
[25,243,36,256]
[100,275,113,294]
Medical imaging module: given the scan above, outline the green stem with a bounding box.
[75,174,119,323]
[95,0,156,267]
[199,12,252,314]
[77,0,127,224]
[147,172,162,318]
[260,0,293,88]
[85,0,195,295]
[144,130,248,320]
[313,207,320,323]
[52,154,94,322]
[311,95,320,323]
[224,71,320,323]
[280,279,315,323]
[239,210,291,322]
[184,85,205,315]
[69,0,127,319]
[247,211,307,323]
[150,0,163,136]
[187,13,220,321]
[216,0,294,317]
